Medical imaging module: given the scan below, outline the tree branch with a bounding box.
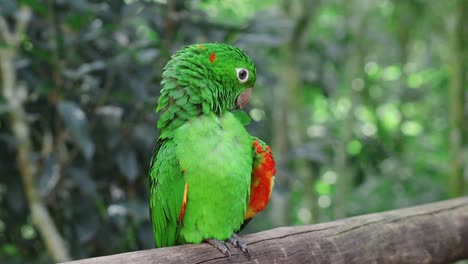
[0,7,71,262]
[62,197,468,264]
[0,16,13,43]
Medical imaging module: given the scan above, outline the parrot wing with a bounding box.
[241,137,276,229]
[149,139,187,247]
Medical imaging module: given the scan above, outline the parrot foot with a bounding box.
[206,239,232,261]
[228,233,251,260]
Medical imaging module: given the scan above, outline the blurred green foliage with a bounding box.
[0,0,466,263]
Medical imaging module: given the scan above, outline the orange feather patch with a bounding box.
[178,183,188,222]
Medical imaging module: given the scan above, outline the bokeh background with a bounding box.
[0,0,466,263]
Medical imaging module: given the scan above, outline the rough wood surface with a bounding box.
[63,197,468,264]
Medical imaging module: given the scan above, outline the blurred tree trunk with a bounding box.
[448,0,467,197]
[270,0,321,226]
[270,15,290,227]
[0,7,71,262]
[333,4,365,219]
[393,2,413,154]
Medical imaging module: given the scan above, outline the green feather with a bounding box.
[232,110,251,126]
[149,140,185,247]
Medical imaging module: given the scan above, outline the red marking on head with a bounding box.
[198,45,206,50]
[209,52,216,63]
[178,183,188,222]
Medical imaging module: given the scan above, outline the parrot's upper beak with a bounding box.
[235,88,252,109]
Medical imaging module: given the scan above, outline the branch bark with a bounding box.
[62,197,468,264]
[0,7,71,262]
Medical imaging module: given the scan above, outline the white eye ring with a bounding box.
[236,68,249,83]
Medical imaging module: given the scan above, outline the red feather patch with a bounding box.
[245,140,276,220]
[209,52,216,63]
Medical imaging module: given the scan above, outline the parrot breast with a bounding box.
[173,112,253,244]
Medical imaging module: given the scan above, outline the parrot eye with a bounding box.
[236,68,249,83]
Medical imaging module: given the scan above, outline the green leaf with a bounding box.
[315,180,331,195]
[346,139,362,155]
[66,11,93,31]
[2,244,18,256]
[116,148,139,182]
[0,41,8,49]
[38,154,59,197]
[18,0,47,16]
[57,101,95,160]
[67,167,97,197]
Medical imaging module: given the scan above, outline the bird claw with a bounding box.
[206,234,251,261]
[207,239,232,262]
[228,233,251,260]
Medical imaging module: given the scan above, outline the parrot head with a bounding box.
[202,44,257,110]
[158,43,256,115]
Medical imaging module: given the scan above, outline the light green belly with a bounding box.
[174,112,252,243]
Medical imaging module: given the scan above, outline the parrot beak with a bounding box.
[236,88,252,109]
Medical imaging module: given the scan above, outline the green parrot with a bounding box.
[149,43,276,258]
